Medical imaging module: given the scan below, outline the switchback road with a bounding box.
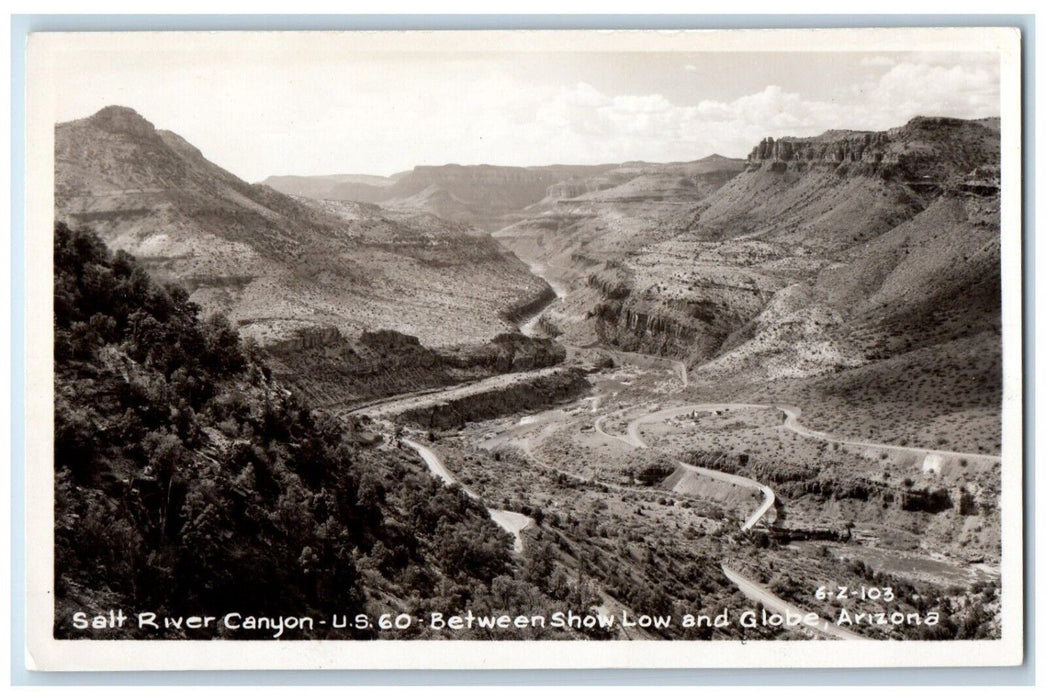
[402,438,534,553]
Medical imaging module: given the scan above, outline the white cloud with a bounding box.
[517,58,999,164]
[54,47,1001,177]
[869,61,999,119]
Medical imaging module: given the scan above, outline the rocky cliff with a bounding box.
[744,117,999,184]
[499,116,1001,418]
[56,106,551,350]
[499,285,559,326]
[748,131,893,166]
[583,261,773,363]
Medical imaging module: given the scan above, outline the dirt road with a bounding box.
[594,402,866,639]
[625,402,998,461]
[778,405,998,461]
[354,366,569,419]
[401,438,533,553]
[619,399,999,528]
[720,564,866,641]
[599,403,775,531]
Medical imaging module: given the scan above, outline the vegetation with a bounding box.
[52,223,575,640]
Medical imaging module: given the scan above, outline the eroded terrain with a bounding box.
[351,315,1000,640]
[55,108,1005,642]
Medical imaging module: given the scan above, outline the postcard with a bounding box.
[22,26,1023,670]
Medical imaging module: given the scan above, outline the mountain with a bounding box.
[497,116,1001,452]
[264,162,623,231]
[55,106,552,351]
[261,172,403,199]
[495,155,748,272]
[492,154,750,350]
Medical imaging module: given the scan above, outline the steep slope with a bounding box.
[498,117,1002,452]
[53,224,585,640]
[493,155,752,353]
[504,117,999,365]
[55,106,551,350]
[690,117,1000,378]
[696,117,999,250]
[495,156,748,277]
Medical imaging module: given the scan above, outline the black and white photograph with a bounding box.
[22,26,1024,670]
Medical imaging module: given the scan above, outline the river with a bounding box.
[518,264,568,337]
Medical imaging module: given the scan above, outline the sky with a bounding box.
[51,44,1001,182]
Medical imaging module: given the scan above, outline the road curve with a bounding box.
[626,403,998,462]
[607,404,776,531]
[620,400,999,527]
[594,414,631,446]
[401,438,534,553]
[595,404,865,639]
[721,564,866,641]
[679,461,774,532]
[778,405,997,462]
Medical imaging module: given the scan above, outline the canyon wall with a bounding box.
[509,117,1001,376]
[747,131,894,167]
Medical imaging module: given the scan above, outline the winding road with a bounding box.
[353,258,939,643]
[721,564,867,641]
[597,404,776,532]
[778,405,998,463]
[607,400,998,531]
[402,438,534,553]
[593,402,873,640]
[511,265,983,641]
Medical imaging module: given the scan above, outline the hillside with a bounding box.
[50,105,1005,643]
[493,155,748,290]
[55,106,551,350]
[497,117,1001,453]
[55,223,774,641]
[53,223,605,640]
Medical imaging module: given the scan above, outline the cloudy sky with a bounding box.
[51,43,1000,181]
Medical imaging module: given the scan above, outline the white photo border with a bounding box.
[20,25,1025,672]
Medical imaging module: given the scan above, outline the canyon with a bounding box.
[491,116,1001,452]
[55,107,554,351]
[54,106,1004,642]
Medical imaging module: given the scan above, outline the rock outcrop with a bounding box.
[500,115,1000,404]
[745,117,1000,184]
[265,325,568,409]
[87,105,158,138]
[748,131,893,167]
[394,367,590,430]
[498,283,558,326]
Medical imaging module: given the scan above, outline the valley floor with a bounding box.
[353,337,1002,641]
